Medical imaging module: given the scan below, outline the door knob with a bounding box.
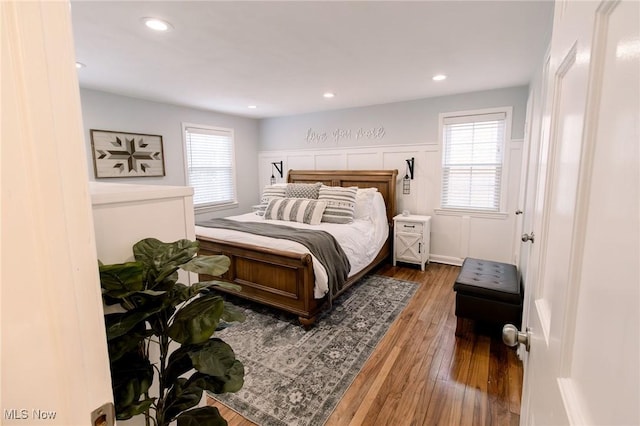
[502,324,530,351]
[521,232,535,243]
[515,209,523,215]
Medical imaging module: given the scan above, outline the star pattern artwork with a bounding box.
[90,130,165,178]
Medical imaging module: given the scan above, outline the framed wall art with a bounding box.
[90,129,165,178]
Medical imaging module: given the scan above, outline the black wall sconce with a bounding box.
[403,157,415,195]
[270,160,283,184]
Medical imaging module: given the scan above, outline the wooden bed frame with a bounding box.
[196,169,398,327]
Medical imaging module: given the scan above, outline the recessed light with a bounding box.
[248,105,257,109]
[75,62,85,69]
[141,17,173,32]
[432,74,447,81]
[323,92,335,99]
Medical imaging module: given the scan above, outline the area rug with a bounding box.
[208,274,418,426]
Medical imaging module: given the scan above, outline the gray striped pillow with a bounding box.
[264,198,327,225]
[254,184,287,216]
[318,185,358,224]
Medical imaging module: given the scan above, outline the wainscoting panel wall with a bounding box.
[258,142,523,265]
[90,182,197,284]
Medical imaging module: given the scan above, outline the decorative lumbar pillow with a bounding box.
[255,184,286,215]
[318,185,358,224]
[264,198,327,225]
[285,182,322,199]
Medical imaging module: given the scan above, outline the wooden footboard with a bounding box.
[197,235,391,326]
[197,235,323,325]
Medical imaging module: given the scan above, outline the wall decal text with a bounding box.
[306,126,386,144]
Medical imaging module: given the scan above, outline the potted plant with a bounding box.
[99,237,244,426]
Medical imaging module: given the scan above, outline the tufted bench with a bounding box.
[453,258,522,336]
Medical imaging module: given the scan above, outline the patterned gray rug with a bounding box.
[209,274,418,426]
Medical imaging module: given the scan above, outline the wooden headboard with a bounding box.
[287,169,398,224]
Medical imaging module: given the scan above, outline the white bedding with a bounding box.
[195,192,388,298]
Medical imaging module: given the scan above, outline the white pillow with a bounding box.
[354,187,378,220]
[264,198,327,225]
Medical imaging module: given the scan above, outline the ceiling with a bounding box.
[70,1,554,119]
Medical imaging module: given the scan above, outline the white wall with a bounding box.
[79,88,260,219]
[258,87,528,265]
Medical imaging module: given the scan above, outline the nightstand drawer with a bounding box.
[396,221,424,233]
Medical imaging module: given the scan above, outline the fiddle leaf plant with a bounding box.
[100,237,245,426]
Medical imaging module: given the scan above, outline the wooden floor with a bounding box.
[208,263,523,426]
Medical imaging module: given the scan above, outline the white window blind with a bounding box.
[184,125,236,208]
[441,112,506,212]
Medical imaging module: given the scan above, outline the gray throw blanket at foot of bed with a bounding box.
[196,218,351,298]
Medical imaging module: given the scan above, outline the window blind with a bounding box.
[184,126,236,207]
[441,112,506,211]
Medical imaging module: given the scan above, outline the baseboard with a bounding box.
[429,255,464,266]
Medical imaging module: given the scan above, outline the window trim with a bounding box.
[438,106,513,215]
[181,122,238,212]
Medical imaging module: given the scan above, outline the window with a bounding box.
[440,110,507,212]
[183,124,236,209]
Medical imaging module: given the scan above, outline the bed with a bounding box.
[195,169,398,327]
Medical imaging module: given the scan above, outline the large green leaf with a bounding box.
[188,339,241,379]
[110,352,154,419]
[199,280,242,293]
[126,289,169,312]
[164,346,194,388]
[99,262,144,298]
[170,281,243,311]
[182,338,244,394]
[176,407,228,426]
[107,322,151,362]
[115,398,155,421]
[105,311,149,341]
[181,255,230,276]
[105,303,163,341]
[169,282,210,307]
[185,363,244,395]
[161,378,203,424]
[133,238,198,291]
[164,337,244,392]
[221,304,245,323]
[133,238,199,281]
[167,295,224,344]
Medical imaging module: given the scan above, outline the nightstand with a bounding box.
[393,214,431,271]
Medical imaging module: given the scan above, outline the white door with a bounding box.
[517,1,640,425]
[513,87,535,267]
[1,1,114,424]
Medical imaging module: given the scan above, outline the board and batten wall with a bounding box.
[258,86,528,265]
[79,88,261,220]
